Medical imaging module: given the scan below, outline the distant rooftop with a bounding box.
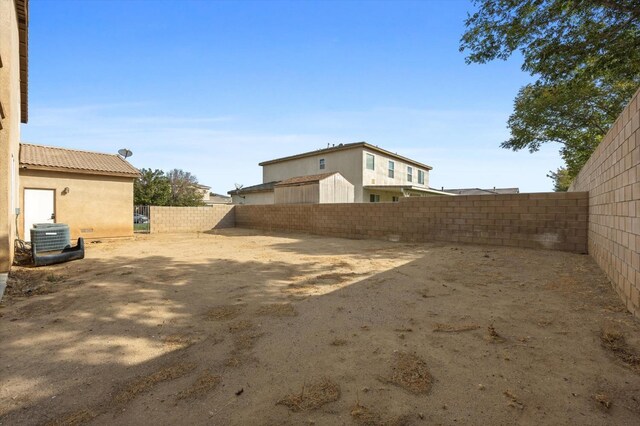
[442,187,520,196]
[228,181,280,195]
[259,142,433,171]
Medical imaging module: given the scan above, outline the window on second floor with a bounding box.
[392,196,399,202]
[319,158,325,170]
[388,160,394,178]
[370,194,380,202]
[418,169,425,185]
[407,166,413,182]
[366,153,375,170]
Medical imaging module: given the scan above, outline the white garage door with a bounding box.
[24,189,55,242]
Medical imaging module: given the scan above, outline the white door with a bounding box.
[24,189,55,242]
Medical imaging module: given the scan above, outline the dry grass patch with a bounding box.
[350,403,382,425]
[205,304,244,321]
[45,409,95,426]
[277,378,341,412]
[313,272,363,283]
[228,320,254,333]
[594,393,612,410]
[225,320,264,368]
[161,334,194,348]
[255,303,297,317]
[485,325,506,343]
[114,363,196,404]
[433,323,480,333]
[379,352,432,394]
[6,269,58,297]
[176,370,221,400]
[351,403,414,426]
[600,329,640,373]
[503,390,524,409]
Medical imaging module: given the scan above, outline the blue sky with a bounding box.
[22,0,563,194]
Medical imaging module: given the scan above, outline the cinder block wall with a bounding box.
[235,192,588,253]
[569,87,640,316]
[150,205,234,233]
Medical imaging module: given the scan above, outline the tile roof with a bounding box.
[275,172,339,186]
[19,143,140,177]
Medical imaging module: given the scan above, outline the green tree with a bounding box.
[166,169,204,206]
[547,167,573,192]
[134,168,171,205]
[460,0,640,183]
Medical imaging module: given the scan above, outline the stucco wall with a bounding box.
[19,169,135,241]
[0,1,22,272]
[150,205,234,233]
[569,87,640,316]
[236,192,588,253]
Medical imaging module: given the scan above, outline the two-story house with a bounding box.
[229,142,451,204]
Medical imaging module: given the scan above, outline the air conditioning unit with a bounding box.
[31,224,71,253]
[29,223,85,267]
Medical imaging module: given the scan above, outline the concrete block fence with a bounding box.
[234,193,588,253]
[570,87,640,316]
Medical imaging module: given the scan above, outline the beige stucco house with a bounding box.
[19,144,140,242]
[231,142,451,204]
[1,0,28,283]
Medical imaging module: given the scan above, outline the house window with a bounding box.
[418,169,425,185]
[392,196,399,202]
[319,158,325,170]
[407,166,413,182]
[369,194,380,202]
[366,153,375,170]
[388,161,394,178]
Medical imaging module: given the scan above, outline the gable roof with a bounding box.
[275,172,339,187]
[259,142,433,171]
[19,143,140,178]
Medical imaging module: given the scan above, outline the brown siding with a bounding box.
[150,205,234,233]
[235,192,588,253]
[569,87,640,317]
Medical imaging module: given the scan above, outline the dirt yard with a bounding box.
[1,229,639,425]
